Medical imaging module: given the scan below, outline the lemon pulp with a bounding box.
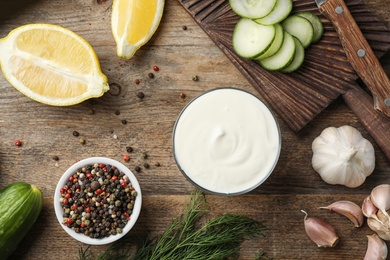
[112,0,164,59]
[0,24,109,106]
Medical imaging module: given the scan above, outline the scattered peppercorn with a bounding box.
[126,146,133,153]
[115,110,120,115]
[143,162,150,169]
[52,156,60,161]
[14,140,22,147]
[179,93,186,99]
[134,166,141,172]
[97,0,107,4]
[192,75,199,81]
[155,162,161,167]
[182,25,187,30]
[123,154,130,162]
[153,65,159,71]
[137,92,145,99]
[148,72,154,79]
[79,138,86,145]
[135,79,141,85]
[121,119,127,125]
[73,131,80,137]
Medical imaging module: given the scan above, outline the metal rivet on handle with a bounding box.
[357,49,366,57]
[335,6,343,14]
[385,98,390,107]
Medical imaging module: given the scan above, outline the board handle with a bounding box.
[319,0,390,118]
[342,86,390,160]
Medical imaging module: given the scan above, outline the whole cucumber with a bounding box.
[0,182,43,260]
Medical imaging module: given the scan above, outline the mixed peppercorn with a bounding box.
[59,163,138,239]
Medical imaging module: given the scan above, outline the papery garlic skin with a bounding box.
[319,200,364,227]
[364,234,388,260]
[365,185,390,241]
[311,125,375,188]
[301,210,339,247]
[368,218,390,241]
[368,209,390,241]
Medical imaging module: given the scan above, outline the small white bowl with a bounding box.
[54,157,142,245]
[172,87,281,196]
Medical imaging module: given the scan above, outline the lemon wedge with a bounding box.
[0,24,109,106]
[111,0,165,59]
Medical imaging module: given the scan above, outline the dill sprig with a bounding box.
[78,190,269,260]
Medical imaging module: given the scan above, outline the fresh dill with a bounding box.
[78,190,269,260]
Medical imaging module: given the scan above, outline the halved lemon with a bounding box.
[0,24,109,106]
[111,0,165,59]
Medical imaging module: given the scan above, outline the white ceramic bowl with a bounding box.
[54,157,142,245]
[172,87,281,196]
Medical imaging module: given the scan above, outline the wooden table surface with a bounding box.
[0,0,389,259]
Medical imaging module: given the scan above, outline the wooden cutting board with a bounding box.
[178,0,390,132]
[178,0,390,159]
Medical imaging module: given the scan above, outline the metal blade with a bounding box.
[314,0,327,7]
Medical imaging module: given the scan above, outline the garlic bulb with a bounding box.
[364,184,390,241]
[311,125,375,188]
[367,214,390,241]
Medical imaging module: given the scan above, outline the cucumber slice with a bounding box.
[232,18,276,59]
[281,37,305,73]
[282,15,314,48]
[258,31,295,70]
[254,0,293,25]
[296,12,324,43]
[256,23,284,60]
[229,0,277,19]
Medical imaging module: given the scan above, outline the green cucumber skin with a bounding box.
[296,12,324,43]
[256,23,284,60]
[281,36,305,73]
[254,0,293,25]
[232,19,276,59]
[229,0,277,19]
[258,31,295,71]
[282,15,314,48]
[0,182,43,260]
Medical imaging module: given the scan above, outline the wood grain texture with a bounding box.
[0,0,388,259]
[178,0,390,132]
[13,194,386,259]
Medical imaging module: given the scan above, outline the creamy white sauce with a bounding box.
[173,88,281,195]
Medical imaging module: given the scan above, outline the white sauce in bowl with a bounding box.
[173,88,281,195]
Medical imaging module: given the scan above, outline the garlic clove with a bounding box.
[362,196,379,219]
[301,210,339,247]
[319,200,364,227]
[367,217,390,241]
[377,209,390,227]
[364,234,388,260]
[370,184,390,222]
